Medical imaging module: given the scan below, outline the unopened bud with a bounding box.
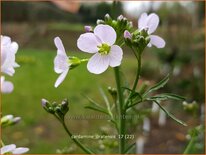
[41,99,48,107]
[97,19,105,25]
[84,26,92,32]
[124,30,132,40]
[104,14,111,21]
[117,15,124,21]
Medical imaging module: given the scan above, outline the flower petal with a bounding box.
[147,13,159,34]
[87,53,110,74]
[54,54,69,74]
[109,45,123,67]
[11,42,19,54]
[1,47,7,66]
[0,144,16,154]
[149,35,165,48]
[12,147,29,154]
[1,35,11,46]
[94,24,116,45]
[1,77,14,94]
[54,37,66,55]
[77,33,100,53]
[138,13,148,30]
[55,69,69,88]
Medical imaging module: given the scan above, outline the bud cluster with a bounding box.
[1,115,21,127]
[97,14,133,42]
[124,29,150,53]
[41,98,69,120]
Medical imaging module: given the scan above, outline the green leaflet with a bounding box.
[143,74,170,96]
[153,100,187,126]
[83,95,108,115]
[148,93,185,101]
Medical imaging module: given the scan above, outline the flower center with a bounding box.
[98,43,111,55]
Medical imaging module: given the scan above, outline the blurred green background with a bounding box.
[1,1,205,154]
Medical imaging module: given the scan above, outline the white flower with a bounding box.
[77,24,123,74]
[54,37,70,88]
[0,144,29,154]
[1,76,14,94]
[1,35,19,76]
[138,13,165,48]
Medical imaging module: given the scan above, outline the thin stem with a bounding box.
[62,120,94,154]
[124,53,141,109]
[53,114,94,154]
[183,136,195,154]
[80,58,89,63]
[1,140,5,147]
[114,67,125,153]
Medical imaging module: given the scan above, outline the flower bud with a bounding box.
[1,115,21,127]
[41,98,55,114]
[117,15,124,21]
[124,30,132,40]
[108,86,117,102]
[60,99,69,115]
[97,19,105,25]
[104,14,112,21]
[84,26,92,32]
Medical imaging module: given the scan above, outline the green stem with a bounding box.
[62,120,94,154]
[54,115,94,154]
[1,140,5,147]
[114,67,125,153]
[125,53,141,109]
[183,136,195,154]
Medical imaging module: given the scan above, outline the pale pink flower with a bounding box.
[77,24,123,74]
[1,76,14,94]
[124,30,132,39]
[138,13,165,48]
[0,144,29,154]
[1,35,19,76]
[54,37,70,88]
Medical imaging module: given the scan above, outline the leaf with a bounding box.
[85,105,108,115]
[149,93,185,101]
[99,88,113,118]
[83,95,108,115]
[153,100,187,126]
[144,74,170,96]
[122,87,142,101]
[124,142,136,153]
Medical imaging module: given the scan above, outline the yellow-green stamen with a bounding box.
[98,43,111,55]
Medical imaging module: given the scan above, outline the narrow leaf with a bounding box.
[85,105,108,115]
[153,100,187,126]
[144,74,170,96]
[149,93,185,101]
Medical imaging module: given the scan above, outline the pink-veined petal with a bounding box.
[54,69,69,88]
[147,13,159,34]
[94,24,116,45]
[77,33,100,53]
[0,144,16,154]
[138,13,148,30]
[109,45,123,67]
[54,37,66,56]
[54,54,69,73]
[12,147,29,154]
[87,53,110,74]
[150,35,165,48]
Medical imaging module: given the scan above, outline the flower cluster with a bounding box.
[1,35,19,93]
[1,35,29,154]
[53,12,165,87]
